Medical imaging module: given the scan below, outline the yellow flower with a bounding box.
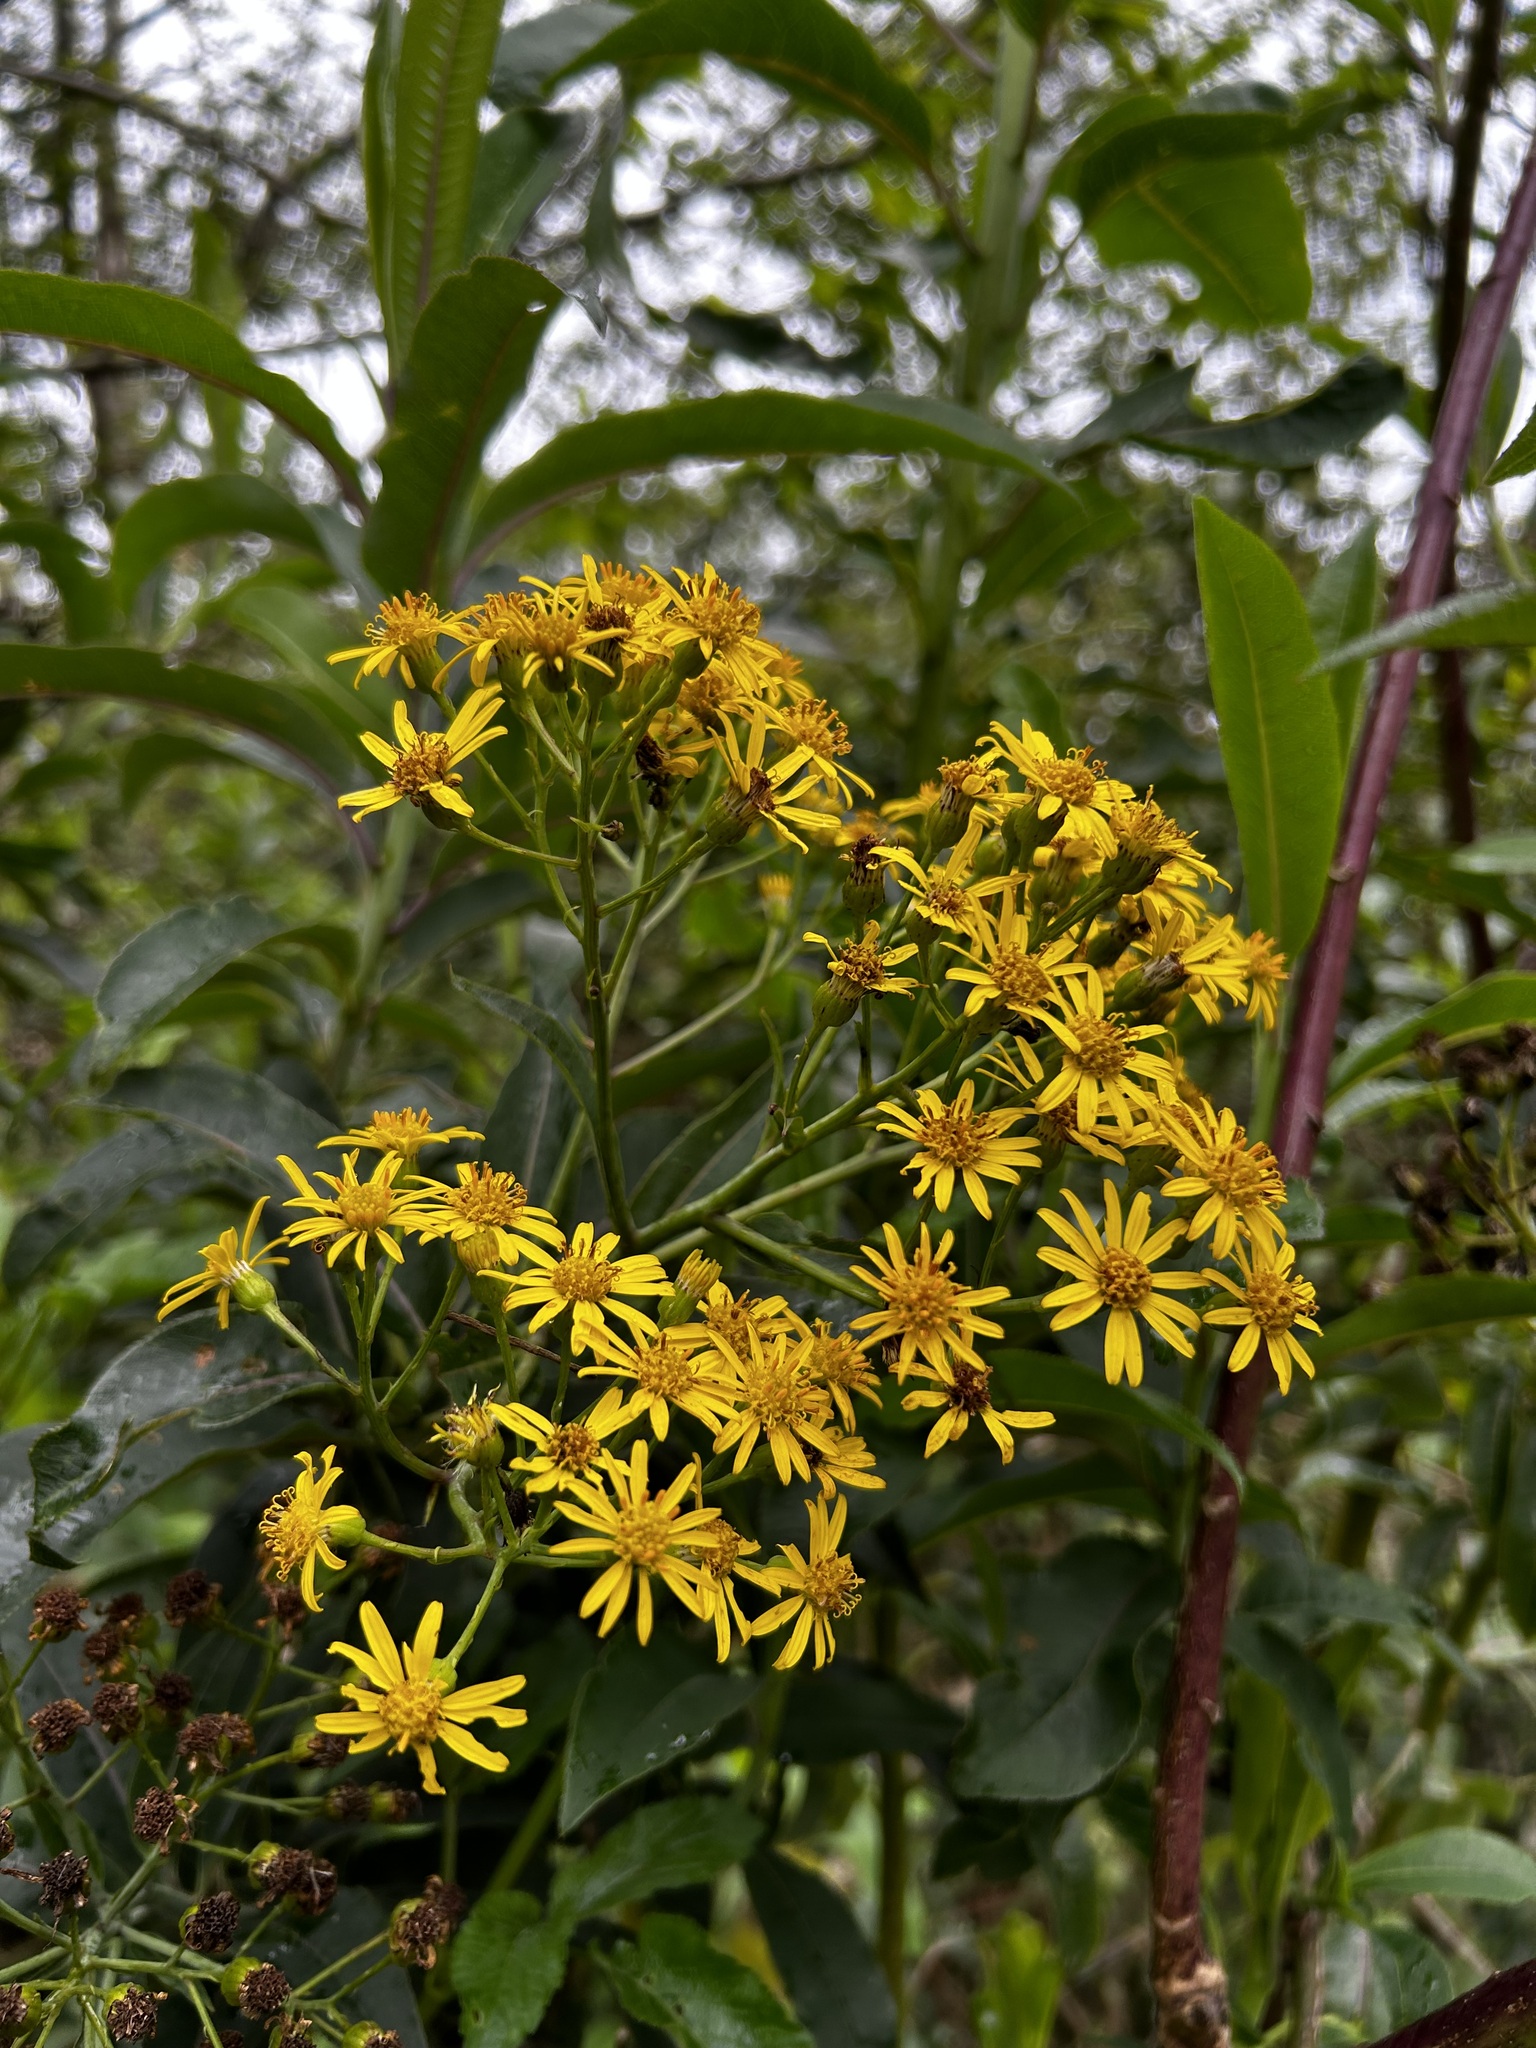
[982,722,1131,851]
[688,1520,770,1664]
[337,688,507,821]
[319,1108,483,1163]
[327,593,468,690]
[1157,1100,1286,1258]
[158,1197,287,1329]
[684,1283,801,1367]
[900,1358,1053,1464]
[653,563,775,697]
[882,779,940,829]
[931,754,1011,835]
[805,1427,886,1499]
[496,1222,671,1356]
[944,886,1090,1028]
[277,1150,434,1269]
[1203,1239,1319,1395]
[804,922,920,1021]
[799,1320,881,1430]
[410,1162,564,1270]
[578,1330,736,1441]
[850,1222,1009,1378]
[429,1397,502,1466]
[576,556,665,611]
[551,1439,720,1643]
[502,581,619,691]
[1241,930,1288,1030]
[1103,793,1220,894]
[316,1601,526,1796]
[752,1495,862,1671]
[765,696,872,805]
[1128,904,1250,1026]
[495,1388,630,1492]
[877,1079,1040,1220]
[759,871,796,922]
[259,1447,362,1611]
[710,1327,837,1485]
[1035,974,1176,1133]
[1038,1181,1203,1387]
[887,814,1004,945]
[1028,1094,1127,1163]
[709,706,831,851]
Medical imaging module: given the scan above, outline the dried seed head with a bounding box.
[30,1584,87,1642]
[0,1986,37,2039]
[302,1733,351,1770]
[251,1846,337,1916]
[230,1965,289,2022]
[370,1787,419,1824]
[164,1570,221,1627]
[0,1809,12,1860]
[177,1713,254,1773]
[28,1697,90,1756]
[131,1786,179,1844]
[322,1783,371,1823]
[37,1849,91,1915]
[421,1876,466,1930]
[94,1682,142,1743]
[181,1892,241,1955]
[103,1593,147,1630]
[388,1900,450,1969]
[105,1987,162,2041]
[151,1671,193,1724]
[82,1624,124,1674]
[259,1583,307,1635]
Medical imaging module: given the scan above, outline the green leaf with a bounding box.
[779,1664,962,1764]
[950,1538,1177,1803]
[609,1915,813,2048]
[363,0,403,328]
[1243,1557,1425,1634]
[113,474,326,608]
[95,897,289,1066]
[1451,832,1536,875]
[1498,1420,1536,1636]
[0,642,363,792]
[1308,581,1536,673]
[366,258,558,593]
[452,1893,568,2048]
[1307,522,1379,748]
[1193,499,1340,956]
[560,0,931,166]
[975,479,1138,617]
[903,1452,1162,1546]
[489,5,628,106]
[483,1036,577,1206]
[632,1065,773,1224]
[561,1629,758,1830]
[2,1124,210,1292]
[551,1797,762,1922]
[1368,1925,1452,2037]
[745,1851,896,2048]
[455,972,598,1130]
[0,517,116,638]
[993,1349,1245,1492]
[1329,973,1536,1092]
[466,110,581,259]
[104,1058,337,1179]
[467,391,1054,560]
[1315,1276,1536,1362]
[385,870,541,990]
[388,0,504,350]
[0,271,364,503]
[1350,1827,1536,1902]
[1063,358,1402,469]
[1487,396,1536,482]
[1226,1615,1353,1841]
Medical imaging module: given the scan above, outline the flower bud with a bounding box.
[702,793,752,849]
[1001,799,1056,867]
[1108,955,1187,1016]
[231,1268,279,1316]
[418,794,467,833]
[810,977,862,1032]
[658,1252,719,1326]
[326,1509,368,1550]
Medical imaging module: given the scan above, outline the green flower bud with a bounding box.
[231,1267,279,1315]
[326,1509,368,1550]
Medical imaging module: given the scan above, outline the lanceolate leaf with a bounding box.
[1329,972,1536,1092]
[466,391,1055,564]
[0,272,365,503]
[1351,1828,1536,1903]
[454,973,598,1128]
[1059,358,1403,469]
[1227,1615,1354,1841]
[1309,582,1536,673]
[975,479,1138,616]
[0,517,116,639]
[1194,499,1340,956]
[1307,521,1379,747]
[104,1059,337,1178]
[94,898,291,1066]
[113,474,327,607]
[1487,397,1536,482]
[366,259,558,594]
[489,4,628,107]
[1315,1276,1536,1362]
[561,0,932,167]
[746,1851,897,2048]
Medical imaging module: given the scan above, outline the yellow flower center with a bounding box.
[551,1253,617,1303]
[525,609,591,665]
[778,699,850,758]
[633,1344,693,1400]
[455,1228,503,1273]
[336,1181,397,1232]
[1111,800,1183,860]
[947,1360,994,1415]
[389,736,456,800]
[989,947,1055,1008]
[1192,1141,1283,1209]
[435,1403,499,1459]
[1033,754,1100,808]
[705,1297,757,1353]
[833,939,892,992]
[739,1362,811,1430]
[803,1553,862,1616]
[612,1499,676,1569]
[1242,1270,1308,1334]
[1069,1017,1132,1080]
[544,1424,599,1471]
[370,594,446,653]
[448,1167,528,1227]
[920,881,968,920]
[678,581,760,653]
[1097,1247,1153,1310]
[365,1109,435,1158]
[260,1495,321,1576]
[806,1331,867,1388]
[702,1525,743,1578]
[597,563,656,607]
[879,1263,959,1339]
[375,1677,444,1745]
[915,1104,988,1169]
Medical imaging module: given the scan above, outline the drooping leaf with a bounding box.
[456,973,598,1129]
[1350,1827,1536,1902]
[975,479,1138,617]
[1450,833,1536,875]
[993,1350,1245,1490]
[1063,358,1402,469]
[103,1058,337,1179]
[385,869,541,989]
[366,259,558,593]
[950,1538,1177,1802]
[1307,522,1380,747]
[746,1850,897,2048]
[779,1663,962,1764]
[0,271,364,502]
[3,1124,212,1293]
[903,1452,1163,1546]
[561,1629,758,1830]
[1309,581,1536,673]
[387,0,504,351]
[489,3,629,105]
[0,517,116,638]
[1329,973,1536,1093]
[1315,1276,1536,1362]
[1194,499,1340,956]
[560,0,932,166]
[1226,1615,1353,1841]
[551,1797,762,1921]
[94,898,290,1066]
[608,1915,814,2048]
[466,111,582,261]
[466,391,1054,561]
[452,1893,568,2048]
[113,474,327,607]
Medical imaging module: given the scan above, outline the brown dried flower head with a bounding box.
[178,1713,254,1773]
[106,1988,163,2042]
[164,1569,221,1627]
[37,1849,91,1915]
[28,1697,90,1756]
[182,1891,241,1955]
[30,1584,87,1642]
[94,1682,142,1743]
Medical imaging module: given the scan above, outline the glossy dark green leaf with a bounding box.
[1243,1557,1424,1634]
[779,1663,962,1764]
[456,972,598,1127]
[1064,358,1402,470]
[1498,1421,1536,1636]
[0,270,364,502]
[561,1629,758,1830]
[104,1058,337,1179]
[1487,395,1536,482]
[745,1850,896,2048]
[467,391,1054,561]
[95,897,290,1065]
[483,1036,576,1206]
[950,1538,1177,1802]
[609,1915,813,2048]
[551,1797,762,1921]
[366,259,558,593]
[113,474,327,606]
[1194,499,1340,956]
[466,110,581,259]
[489,3,628,105]
[561,0,931,166]
[903,1452,1162,1546]
[993,1350,1243,1489]
[1307,521,1379,746]
[975,478,1137,616]
[1329,974,1536,1092]
[1315,1276,1536,1362]
[1350,1827,1536,1902]
[0,517,116,638]
[1309,581,1536,672]
[1226,1615,1353,1841]
[385,869,541,989]
[632,1064,773,1223]
[2,1123,212,1292]
[452,1892,568,2048]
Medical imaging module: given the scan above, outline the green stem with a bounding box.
[705,1214,874,1302]
[446,1548,511,1668]
[486,1752,564,1893]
